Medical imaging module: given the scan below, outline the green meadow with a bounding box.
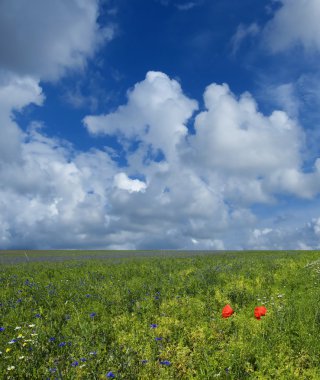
[1,250,320,379]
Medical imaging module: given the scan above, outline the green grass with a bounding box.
[0,251,320,379]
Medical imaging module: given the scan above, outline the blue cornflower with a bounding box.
[0,327,4,332]
[49,337,55,342]
[141,360,148,364]
[80,358,87,362]
[90,312,96,318]
[71,361,79,367]
[59,342,66,347]
[106,372,115,378]
[160,360,171,366]
[17,298,22,303]
[85,294,91,298]
[150,324,158,328]
[155,337,162,341]
[35,313,41,318]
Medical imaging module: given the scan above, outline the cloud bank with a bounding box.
[1,0,320,249]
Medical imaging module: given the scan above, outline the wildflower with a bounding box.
[17,334,24,339]
[0,327,4,332]
[6,348,11,353]
[17,298,22,303]
[85,294,91,298]
[90,312,97,318]
[222,304,234,318]
[35,314,41,318]
[89,351,97,355]
[8,339,18,344]
[31,333,38,337]
[49,337,55,342]
[106,371,115,378]
[19,356,25,359]
[254,306,267,320]
[7,366,15,371]
[59,342,66,347]
[155,337,163,341]
[14,326,21,330]
[150,324,158,328]
[141,360,148,364]
[49,367,57,373]
[28,324,35,328]
[160,360,171,366]
[80,358,87,362]
[71,361,79,367]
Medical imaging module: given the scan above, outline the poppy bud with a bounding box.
[254,306,267,320]
[222,304,234,318]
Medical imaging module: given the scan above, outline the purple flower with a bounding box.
[85,294,91,298]
[90,312,96,318]
[155,337,162,341]
[106,371,115,378]
[59,342,66,347]
[0,327,4,332]
[17,298,22,303]
[49,337,55,342]
[80,358,87,362]
[35,313,41,318]
[160,360,171,366]
[150,324,158,328]
[71,361,79,367]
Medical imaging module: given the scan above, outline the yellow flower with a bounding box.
[6,348,11,353]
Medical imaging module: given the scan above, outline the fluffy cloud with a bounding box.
[114,173,147,193]
[0,0,113,81]
[184,82,320,201]
[0,72,44,162]
[2,66,320,249]
[263,0,320,53]
[248,217,320,250]
[84,71,198,161]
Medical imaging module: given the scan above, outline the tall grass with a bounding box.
[0,251,320,379]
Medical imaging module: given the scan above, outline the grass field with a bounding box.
[0,250,320,379]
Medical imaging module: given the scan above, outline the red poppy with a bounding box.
[254,306,267,320]
[222,304,234,318]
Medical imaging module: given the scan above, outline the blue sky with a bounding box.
[1,0,320,250]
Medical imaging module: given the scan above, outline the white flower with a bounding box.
[7,366,15,371]
[19,356,25,359]
[28,324,35,328]
[31,333,38,337]
[14,326,21,330]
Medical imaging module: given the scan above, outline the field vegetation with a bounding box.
[0,250,320,379]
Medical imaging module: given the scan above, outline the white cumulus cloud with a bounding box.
[263,0,320,53]
[0,0,113,81]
